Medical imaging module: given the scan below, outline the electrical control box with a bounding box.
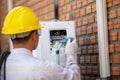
[33,21,76,67]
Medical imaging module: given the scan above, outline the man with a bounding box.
[1,6,80,80]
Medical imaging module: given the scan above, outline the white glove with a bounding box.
[65,39,78,58]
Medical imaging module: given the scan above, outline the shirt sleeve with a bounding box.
[53,55,81,80]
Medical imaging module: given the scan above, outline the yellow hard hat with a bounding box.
[2,6,42,35]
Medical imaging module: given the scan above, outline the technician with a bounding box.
[1,6,81,80]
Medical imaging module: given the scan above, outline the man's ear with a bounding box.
[31,31,37,41]
[31,31,39,49]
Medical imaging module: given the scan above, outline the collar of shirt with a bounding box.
[11,48,32,55]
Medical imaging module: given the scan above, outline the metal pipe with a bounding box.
[7,0,13,11]
[96,0,110,79]
[7,0,13,51]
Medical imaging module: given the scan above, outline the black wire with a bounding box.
[3,52,10,80]
[0,51,10,80]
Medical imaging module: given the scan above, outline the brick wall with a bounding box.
[0,0,120,80]
[13,0,55,21]
[107,0,120,79]
[0,0,10,53]
[58,0,99,79]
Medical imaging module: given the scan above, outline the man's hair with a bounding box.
[11,34,31,44]
[11,30,37,44]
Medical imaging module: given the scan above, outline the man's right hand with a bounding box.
[65,39,78,58]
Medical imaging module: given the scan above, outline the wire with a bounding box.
[0,51,10,80]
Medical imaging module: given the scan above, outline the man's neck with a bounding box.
[13,44,32,52]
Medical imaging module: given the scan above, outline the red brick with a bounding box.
[67,4,71,12]
[41,1,45,7]
[43,1,47,7]
[49,12,55,19]
[76,20,78,27]
[91,77,97,80]
[71,2,76,10]
[109,44,115,53]
[85,56,91,64]
[85,76,90,79]
[87,66,92,74]
[65,13,70,20]
[65,0,70,4]
[113,0,120,6]
[91,56,98,64]
[79,28,82,36]
[1,0,7,5]
[107,0,113,8]
[110,32,118,41]
[83,17,88,25]
[108,21,113,30]
[79,38,84,46]
[88,0,94,3]
[118,7,120,17]
[85,37,90,45]
[112,54,120,64]
[80,56,85,64]
[94,45,98,53]
[30,2,42,11]
[78,19,82,27]
[108,9,117,19]
[111,67,120,76]
[27,0,40,6]
[92,4,96,12]
[114,20,120,29]
[81,66,87,74]
[77,0,81,8]
[49,4,55,12]
[80,8,85,16]
[86,6,92,14]
[59,8,63,15]
[93,26,97,33]
[81,27,87,35]
[1,35,10,53]
[48,4,53,11]
[92,66,99,74]
[74,9,80,18]
[82,0,87,6]
[49,0,54,4]
[76,28,81,36]
[82,46,87,54]
[88,45,93,54]
[43,7,48,14]
[58,0,62,6]
[59,0,65,6]
[87,26,93,34]
[90,36,97,44]
[119,32,120,40]
[62,6,66,13]
[60,15,65,21]
[44,15,47,20]
[14,0,28,6]
[81,76,85,80]
[89,15,95,24]
[115,43,120,52]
